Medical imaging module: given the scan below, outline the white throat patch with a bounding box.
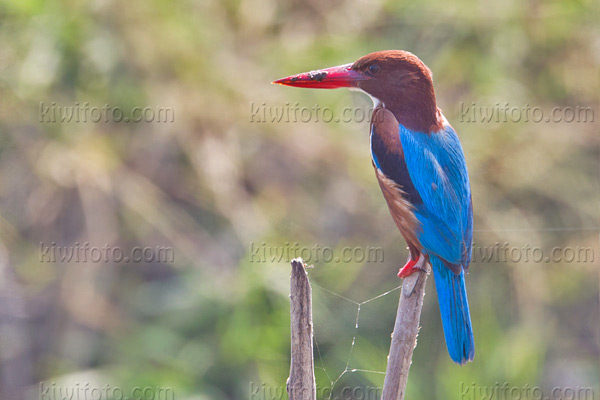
[350,87,383,108]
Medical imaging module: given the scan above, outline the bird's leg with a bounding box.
[397,253,426,278]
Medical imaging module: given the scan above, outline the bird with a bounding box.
[273,50,475,364]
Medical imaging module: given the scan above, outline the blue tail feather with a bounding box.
[430,255,475,364]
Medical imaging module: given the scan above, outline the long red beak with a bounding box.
[272,63,366,89]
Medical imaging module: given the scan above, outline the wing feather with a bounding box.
[399,121,473,270]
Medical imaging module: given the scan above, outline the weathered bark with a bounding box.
[381,265,429,400]
[287,258,316,400]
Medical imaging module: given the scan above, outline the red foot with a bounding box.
[397,254,424,278]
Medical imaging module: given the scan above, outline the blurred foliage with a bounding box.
[0,0,599,399]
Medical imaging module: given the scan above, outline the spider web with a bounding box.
[308,278,403,399]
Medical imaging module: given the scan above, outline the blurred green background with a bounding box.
[0,0,599,399]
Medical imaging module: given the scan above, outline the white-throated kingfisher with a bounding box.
[274,50,475,364]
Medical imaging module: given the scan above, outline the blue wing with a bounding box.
[399,121,473,270]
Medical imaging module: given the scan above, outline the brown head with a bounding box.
[273,50,441,132]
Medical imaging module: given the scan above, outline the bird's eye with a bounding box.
[367,64,380,75]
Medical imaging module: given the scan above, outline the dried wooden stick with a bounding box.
[382,264,430,400]
[287,258,316,400]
